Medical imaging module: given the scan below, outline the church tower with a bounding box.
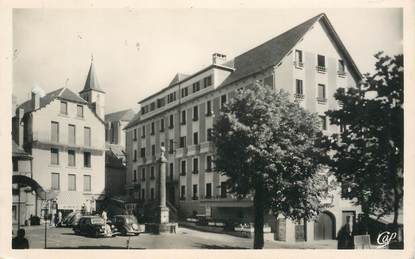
[79,56,105,120]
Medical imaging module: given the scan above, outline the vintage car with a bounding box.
[73,216,117,237]
[110,215,142,236]
[60,211,82,227]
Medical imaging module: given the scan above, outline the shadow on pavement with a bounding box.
[193,243,248,249]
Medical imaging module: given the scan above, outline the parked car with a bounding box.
[111,215,141,236]
[73,216,117,237]
[60,211,82,227]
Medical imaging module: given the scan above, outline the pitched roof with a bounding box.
[219,14,323,86]
[124,111,141,130]
[168,73,190,86]
[105,109,136,122]
[79,61,105,94]
[17,87,88,114]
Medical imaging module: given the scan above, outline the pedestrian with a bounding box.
[337,216,354,249]
[12,228,29,249]
[57,211,62,226]
[102,210,108,223]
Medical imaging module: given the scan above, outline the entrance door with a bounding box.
[314,211,335,240]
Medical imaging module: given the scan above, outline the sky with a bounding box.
[12,8,403,114]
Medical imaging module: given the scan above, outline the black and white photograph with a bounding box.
[0,1,412,257]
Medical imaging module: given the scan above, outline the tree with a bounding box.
[325,52,403,229]
[212,82,329,249]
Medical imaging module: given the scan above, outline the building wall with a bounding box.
[125,19,361,242]
[29,99,105,212]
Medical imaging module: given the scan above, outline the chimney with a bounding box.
[212,53,227,65]
[31,91,40,110]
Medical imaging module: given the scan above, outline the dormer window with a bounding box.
[203,76,212,88]
[192,82,200,93]
[77,105,84,118]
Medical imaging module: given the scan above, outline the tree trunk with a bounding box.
[253,182,265,249]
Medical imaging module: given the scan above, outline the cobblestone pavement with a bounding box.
[12,225,337,249]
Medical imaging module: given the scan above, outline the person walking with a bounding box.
[12,229,29,249]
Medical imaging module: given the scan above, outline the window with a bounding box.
[192,184,198,199]
[192,82,200,93]
[160,119,165,132]
[295,79,304,96]
[193,157,199,174]
[203,76,212,88]
[84,127,91,146]
[193,132,199,145]
[151,145,155,156]
[133,129,137,140]
[340,122,346,133]
[134,150,137,161]
[317,54,326,72]
[77,105,84,117]
[320,115,327,130]
[68,150,76,166]
[169,114,174,129]
[60,101,67,115]
[295,50,303,66]
[68,174,76,191]
[150,102,156,111]
[169,163,174,181]
[181,160,186,175]
[180,185,186,199]
[51,148,59,165]
[141,168,146,181]
[193,106,198,121]
[181,110,186,125]
[206,183,212,198]
[133,170,137,182]
[157,97,165,108]
[140,148,145,158]
[167,92,176,103]
[51,121,59,142]
[206,155,212,171]
[150,166,155,179]
[206,100,212,116]
[84,152,91,168]
[179,136,186,148]
[51,173,60,190]
[317,84,326,101]
[221,94,227,108]
[13,159,18,171]
[151,122,155,135]
[82,175,91,192]
[207,128,213,141]
[141,188,145,201]
[141,125,146,138]
[150,188,155,200]
[141,105,149,115]
[181,87,188,98]
[338,60,345,74]
[68,124,76,145]
[220,182,227,198]
[169,139,174,154]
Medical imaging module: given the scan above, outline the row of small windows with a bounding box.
[60,101,84,118]
[180,181,227,200]
[50,172,91,192]
[141,75,213,115]
[50,148,91,168]
[294,50,346,75]
[51,121,91,146]
[133,96,224,140]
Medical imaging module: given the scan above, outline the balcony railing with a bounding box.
[294,61,304,68]
[317,97,328,104]
[316,66,327,73]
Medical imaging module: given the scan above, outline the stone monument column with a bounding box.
[158,146,169,225]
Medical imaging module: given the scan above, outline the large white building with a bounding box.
[124,13,362,242]
[13,59,106,217]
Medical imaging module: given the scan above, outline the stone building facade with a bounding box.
[124,13,362,242]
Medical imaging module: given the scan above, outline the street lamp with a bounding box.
[41,206,48,249]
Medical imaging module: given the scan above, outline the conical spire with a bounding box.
[80,55,105,94]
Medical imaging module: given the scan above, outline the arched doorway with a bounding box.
[314,211,336,240]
